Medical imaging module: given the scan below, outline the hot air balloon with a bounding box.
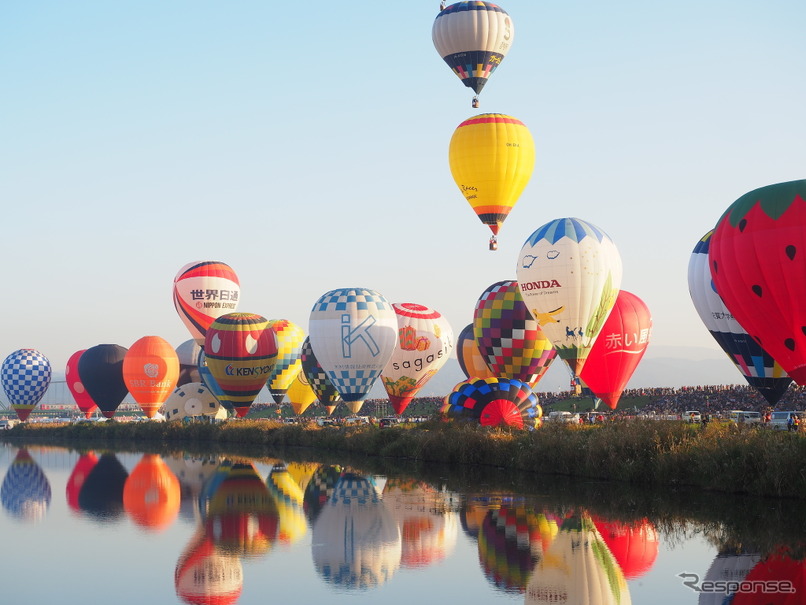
[0,448,51,522]
[526,511,632,605]
[449,113,535,249]
[123,335,180,418]
[287,372,317,416]
[173,261,240,345]
[163,382,222,421]
[1,349,52,422]
[309,288,397,414]
[204,461,279,558]
[699,547,761,605]
[77,344,129,419]
[203,313,279,418]
[66,451,99,514]
[592,517,659,581]
[709,180,806,384]
[732,546,806,605]
[197,349,227,411]
[516,217,623,378]
[311,472,402,589]
[456,323,497,379]
[123,454,181,531]
[381,303,454,415]
[446,377,540,429]
[579,290,652,410]
[175,339,202,386]
[77,452,129,521]
[300,337,342,415]
[175,529,243,605]
[65,350,98,418]
[473,281,557,388]
[689,230,792,405]
[265,319,305,404]
[432,2,514,107]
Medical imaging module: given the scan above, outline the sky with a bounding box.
[2,1,805,394]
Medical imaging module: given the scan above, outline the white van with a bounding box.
[546,411,580,424]
[728,410,761,424]
[770,411,806,430]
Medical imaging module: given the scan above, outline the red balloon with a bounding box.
[592,517,659,579]
[710,180,806,384]
[579,290,652,410]
[65,350,98,418]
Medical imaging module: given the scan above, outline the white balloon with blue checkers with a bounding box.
[1,349,52,407]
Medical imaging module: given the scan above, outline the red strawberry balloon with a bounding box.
[710,180,806,384]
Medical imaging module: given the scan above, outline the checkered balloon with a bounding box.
[1,349,52,420]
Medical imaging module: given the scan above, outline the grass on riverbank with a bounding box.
[4,416,806,499]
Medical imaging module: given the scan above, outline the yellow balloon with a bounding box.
[449,114,535,240]
[287,373,317,416]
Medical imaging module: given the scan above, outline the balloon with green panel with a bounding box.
[710,180,806,384]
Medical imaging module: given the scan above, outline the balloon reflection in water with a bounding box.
[526,511,631,605]
[266,464,308,546]
[163,453,222,523]
[312,472,402,589]
[284,462,321,494]
[66,451,99,514]
[303,464,343,524]
[204,461,279,558]
[77,453,129,522]
[0,449,51,522]
[382,479,459,568]
[732,546,806,605]
[699,546,761,605]
[175,528,243,605]
[123,454,181,531]
[477,506,558,593]
[592,517,659,580]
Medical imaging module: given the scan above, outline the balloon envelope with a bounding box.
[456,323,497,380]
[204,313,278,418]
[309,288,397,404]
[175,339,202,386]
[123,336,180,418]
[709,180,806,384]
[163,382,221,421]
[432,2,514,98]
[689,230,792,404]
[173,261,240,345]
[300,336,343,411]
[449,113,534,238]
[66,349,98,418]
[1,349,52,422]
[266,319,305,404]
[516,217,623,377]
[447,377,539,429]
[78,344,129,419]
[287,372,317,416]
[579,290,652,410]
[473,281,557,388]
[381,303,454,415]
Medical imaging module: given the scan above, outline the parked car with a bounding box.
[728,410,761,424]
[684,410,702,423]
[379,417,401,428]
[546,411,580,423]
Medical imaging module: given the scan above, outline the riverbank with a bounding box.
[3,417,806,499]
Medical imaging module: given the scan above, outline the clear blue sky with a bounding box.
[2,1,805,389]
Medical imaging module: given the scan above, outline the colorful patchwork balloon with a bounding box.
[456,323,497,380]
[446,377,539,429]
[300,337,342,415]
[1,349,52,422]
[203,313,279,418]
[473,281,557,389]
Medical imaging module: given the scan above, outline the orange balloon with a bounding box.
[123,336,180,418]
[123,454,181,531]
